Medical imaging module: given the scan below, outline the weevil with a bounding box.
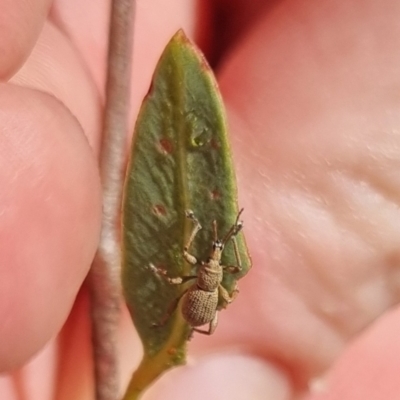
[150,209,244,338]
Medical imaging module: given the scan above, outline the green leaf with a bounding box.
[121,30,251,399]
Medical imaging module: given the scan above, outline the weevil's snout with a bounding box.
[212,240,224,251]
[211,240,224,260]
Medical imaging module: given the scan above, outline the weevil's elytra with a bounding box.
[182,286,219,326]
[151,209,244,338]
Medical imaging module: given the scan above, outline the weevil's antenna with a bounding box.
[222,208,244,244]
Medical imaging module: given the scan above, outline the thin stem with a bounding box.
[89,1,135,400]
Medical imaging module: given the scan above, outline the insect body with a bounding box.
[151,209,244,338]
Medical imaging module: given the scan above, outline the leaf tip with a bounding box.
[171,28,190,43]
[167,29,212,75]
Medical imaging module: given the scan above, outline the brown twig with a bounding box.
[89,1,135,399]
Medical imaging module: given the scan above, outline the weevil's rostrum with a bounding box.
[151,209,244,338]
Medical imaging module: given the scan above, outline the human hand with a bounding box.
[1,1,400,399]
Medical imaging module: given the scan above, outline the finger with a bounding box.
[56,293,144,400]
[191,0,400,385]
[306,306,400,400]
[146,353,291,400]
[0,85,102,371]
[54,287,94,400]
[0,0,52,78]
[10,21,102,154]
[0,339,58,400]
[49,0,111,97]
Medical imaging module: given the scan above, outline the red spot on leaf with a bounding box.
[153,204,166,216]
[167,347,177,356]
[211,138,220,149]
[210,190,220,200]
[159,138,173,154]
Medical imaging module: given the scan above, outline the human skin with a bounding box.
[1,0,400,399]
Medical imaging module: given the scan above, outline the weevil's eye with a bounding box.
[212,240,223,250]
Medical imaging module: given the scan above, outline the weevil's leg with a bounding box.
[149,264,197,285]
[217,282,239,310]
[153,288,189,327]
[222,235,243,275]
[192,312,218,335]
[232,217,243,237]
[184,210,202,264]
[235,208,244,229]
[187,328,194,341]
[223,265,241,274]
[218,284,238,307]
[222,208,244,244]
[229,211,244,271]
[176,276,198,284]
[231,233,243,269]
[183,252,198,266]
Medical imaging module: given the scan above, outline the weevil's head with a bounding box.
[210,239,224,260]
[213,239,224,251]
